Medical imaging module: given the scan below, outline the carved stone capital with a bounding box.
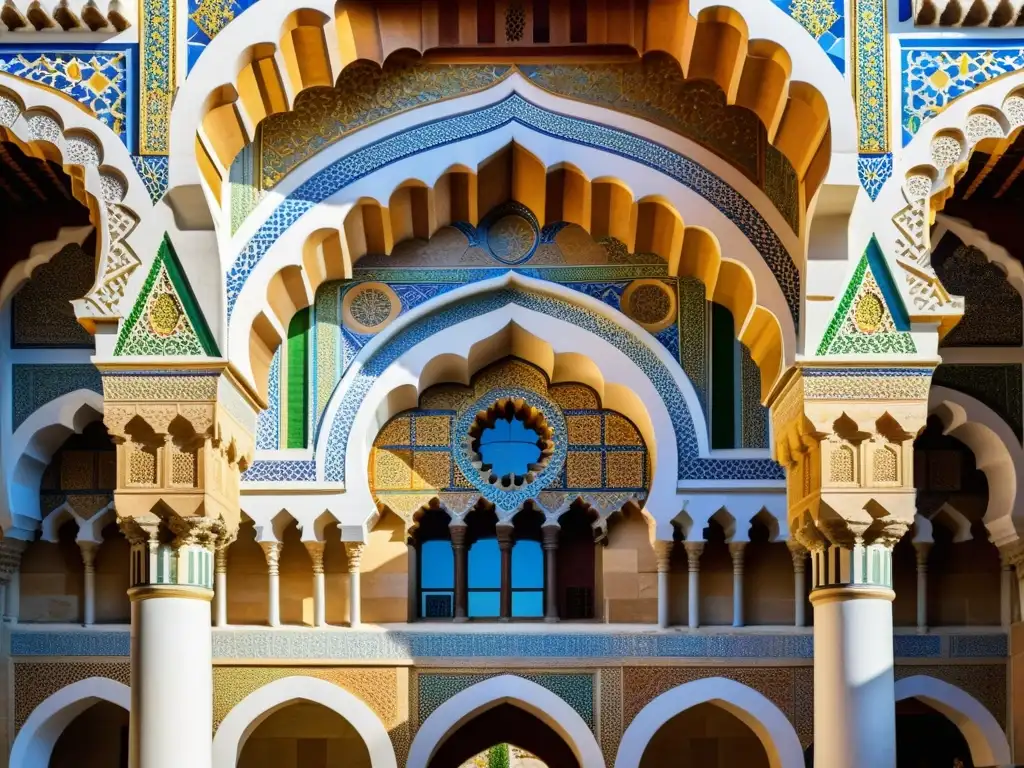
[653,540,674,573]
[728,541,746,572]
[449,522,468,548]
[496,524,515,550]
[78,540,98,572]
[541,523,560,550]
[913,541,932,567]
[0,538,28,584]
[305,541,325,574]
[684,541,704,570]
[786,540,808,571]
[343,541,364,573]
[260,541,281,576]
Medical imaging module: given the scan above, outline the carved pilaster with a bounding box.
[0,539,27,586]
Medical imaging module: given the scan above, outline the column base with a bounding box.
[544,616,560,624]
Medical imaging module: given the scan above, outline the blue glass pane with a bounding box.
[469,591,500,617]
[511,540,544,588]
[512,591,544,617]
[421,540,454,589]
[479,417,541,477]
[468,538,501,588]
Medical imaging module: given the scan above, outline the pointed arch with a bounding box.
[894,675,1011,768]
[407,673,604,768]
[614,677,803,768]
[212,675,398,768]
[10,677,130,768]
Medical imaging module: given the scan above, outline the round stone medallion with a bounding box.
[148,293,182,337]
[854,292,884,333]
[621,279,677,333]
[342,282,402,335]
[486,214,538,265]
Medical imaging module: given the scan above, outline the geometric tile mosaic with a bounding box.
[12,364,102,431]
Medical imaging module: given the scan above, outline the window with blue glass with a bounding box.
[467,508,501,618]
[416,506,455,619]
[478,415,542,481]
[511,506,545,618]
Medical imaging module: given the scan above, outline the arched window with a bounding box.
[511,507,545,617]
[416,506,455,619]
[710,302,767,449]
[284,307,310,449]
[467,508,501,618]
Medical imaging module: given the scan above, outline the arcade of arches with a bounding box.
[3,1,1024,767]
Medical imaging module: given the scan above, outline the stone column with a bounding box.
[654,540,673,629]
[729,541,746,628]
[213,545,228,627]
[306,541,326,627]
[260,541,281,627]
[406,539,418,622]
[1000,550,1013,628]
[684,541,703,629]
[450,523,468,621]
[914,541,931,633]
[344,542,364,627]
[122,516,226,768]
[770,366,928,768]
[79,541,98,626]
[497,524,514,621]
[542,523,560,622]
[0,539,26,624]
[788,540,808,627]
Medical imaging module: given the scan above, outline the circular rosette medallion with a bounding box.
[486,214,539,265]
[455,388,567,514]
[342,282,402,335]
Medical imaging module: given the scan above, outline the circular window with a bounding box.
[468,398,554,489]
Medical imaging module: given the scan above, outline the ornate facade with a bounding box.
[0,1,1021,767]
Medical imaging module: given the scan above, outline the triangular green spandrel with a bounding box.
[114,234,220,357]
[816,239,916,356]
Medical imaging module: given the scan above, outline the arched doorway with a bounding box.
[639,702,770,767]
[429,703,577,768]
[896,698,972,768]
[212,676,397,768]
[50,700,128,768]
[408,675,604,768]
[238,700,371,768]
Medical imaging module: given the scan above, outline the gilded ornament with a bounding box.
[853,292,884,333]
[149,293,182,336]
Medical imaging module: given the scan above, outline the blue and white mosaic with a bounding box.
[0,44,136,149]
[10,629,1005,660]
[772,0,845,73]
[225,94,800,325]
[321,287,783,484]
[858,153,893,202]
[12,364,102,431]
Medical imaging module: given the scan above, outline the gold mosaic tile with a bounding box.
[606,452,645,488]
[550,384,600,410]
[566,452,602,488]
[414,415,451,446]
[567,415,602,445]
[376,416,411,446]
[605,414,642,446]
[373,448,413,490]
[412,451,451,491]
[15,663,130,733]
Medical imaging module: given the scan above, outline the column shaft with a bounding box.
[79,541,97,626]
[407,541,418,622]
[1001,560,1013,628]
[654,541,673,629]
[684,541,703,629]
[542,525,560,623]
[451,524,468,621]
[213,547,228,627]
[261,542,281,627]
[788,541,807,627]
[914,542,931,633]
[497,525,514,621]
[345,542,364,628]
[809,540,898,768]
[6,568,20,624]
[306,542,326,627]
[729,542,746,628]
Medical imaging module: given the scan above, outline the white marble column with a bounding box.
[213,546,228,627]
[305,541,326,627]
[787,540,808,627]
[654,540,673,629]
[809,536,899,768]
[914,541,931,633]
[123,519,219,768]
[6,568,20,624]
[345,542,364,628]
[79,541,98,626]
[729,541,746,628]
[260,541,281,627]
[684,541,703,629]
